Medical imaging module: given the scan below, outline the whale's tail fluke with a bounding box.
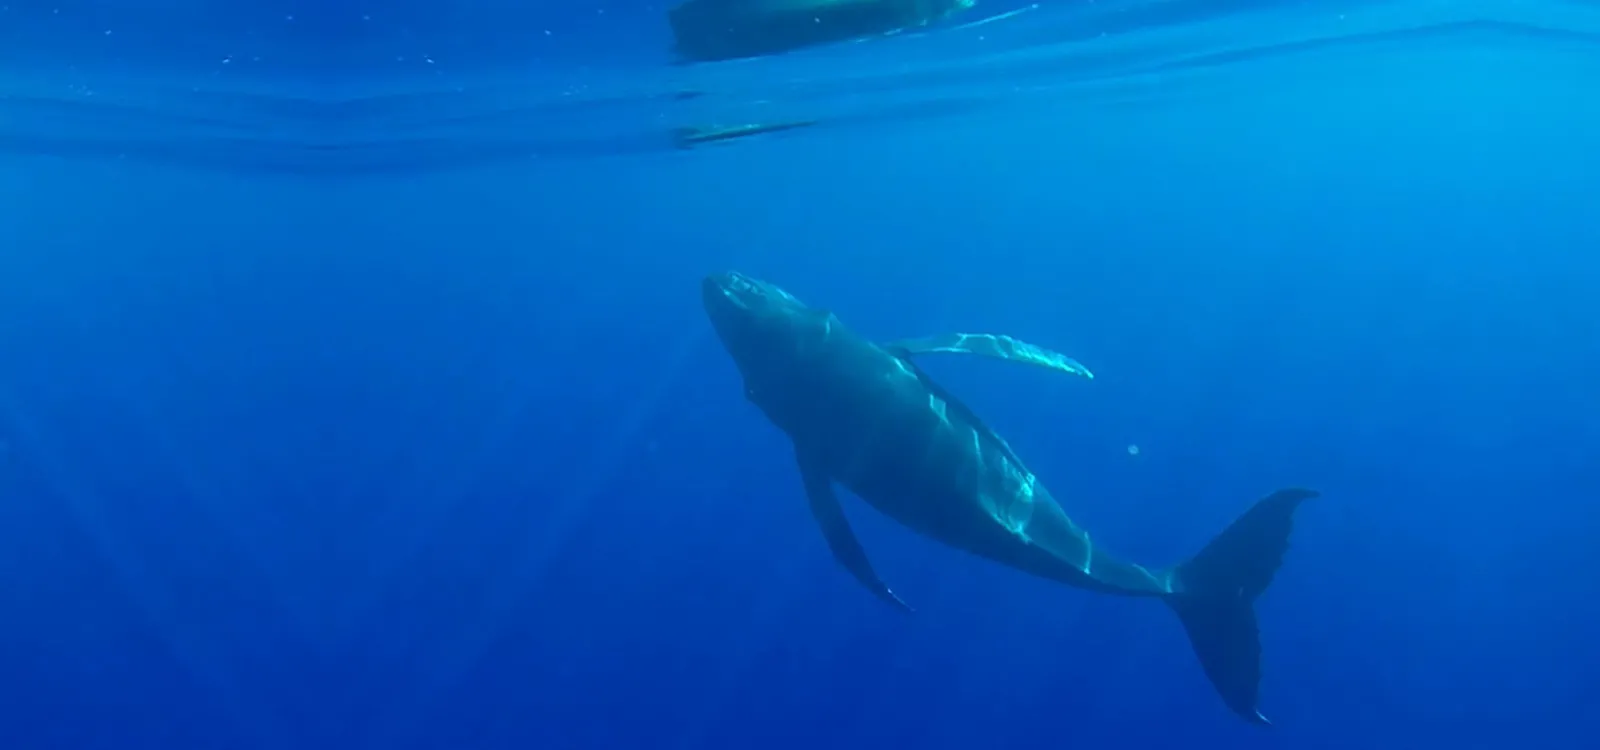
[1165,488,1319,725]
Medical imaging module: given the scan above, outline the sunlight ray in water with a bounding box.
[4,2,1600,747]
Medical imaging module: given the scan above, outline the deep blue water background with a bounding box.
[3,1,1600,748]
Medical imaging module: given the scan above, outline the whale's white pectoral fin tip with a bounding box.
[886,332,1095,380]
[1254,710,1272,726]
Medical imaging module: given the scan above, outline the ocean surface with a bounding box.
[2,1,1598,748]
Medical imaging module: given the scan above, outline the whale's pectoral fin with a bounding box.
[796,451,913,613]
[1165,487,1320,726]
[883,333,1094,380]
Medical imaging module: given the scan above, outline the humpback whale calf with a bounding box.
[701,271,1319,724]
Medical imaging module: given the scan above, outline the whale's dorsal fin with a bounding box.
[795,448,913,614]
[883,333,1094,380]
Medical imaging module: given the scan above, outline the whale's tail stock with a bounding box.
[1164,488,1320,725]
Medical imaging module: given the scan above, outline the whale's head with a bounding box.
[702,271,830,381]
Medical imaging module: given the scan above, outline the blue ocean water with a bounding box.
[2,1,1598,748]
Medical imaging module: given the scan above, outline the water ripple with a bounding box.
[1,2,1597,174]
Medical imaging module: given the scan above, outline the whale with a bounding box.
[700,270,1319,724]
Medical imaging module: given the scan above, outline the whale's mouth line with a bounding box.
[724,274,759,296]
[705,272,808,317]
[719,286,749,310]
[702,273,748,314]
[715,273,767,311]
